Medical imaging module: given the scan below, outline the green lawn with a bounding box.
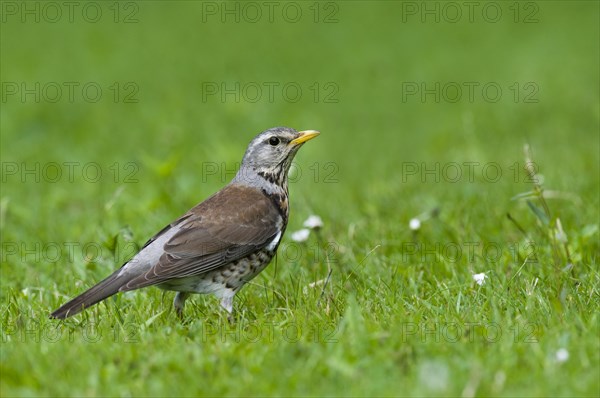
[1,1,599,396]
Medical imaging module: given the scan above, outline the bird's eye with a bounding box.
[269,136,280,146]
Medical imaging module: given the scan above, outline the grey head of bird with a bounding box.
[233,127,320,188]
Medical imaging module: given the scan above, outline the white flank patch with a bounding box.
[266,231,282,251]
[118,225,179,277]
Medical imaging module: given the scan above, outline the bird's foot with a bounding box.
[174,292,190,321]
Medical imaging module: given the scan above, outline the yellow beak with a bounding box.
[290,130,320,145]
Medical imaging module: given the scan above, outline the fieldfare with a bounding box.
[50,127,320,319]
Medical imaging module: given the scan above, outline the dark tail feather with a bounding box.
[50,270,132,319]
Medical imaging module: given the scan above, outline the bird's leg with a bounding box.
[220,295,235,324]
[174,292,190,320]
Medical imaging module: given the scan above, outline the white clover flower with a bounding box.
[555,348,569,363]
[473,273,487,286]
[409,218,421,231]
[290,229,310,242]
[303,215,323,230]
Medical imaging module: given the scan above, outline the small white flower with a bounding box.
[303,215,323,230]
[291,229,310,242]
[409,218,421,230]
[473,273,487,286]
[555,348,569,363]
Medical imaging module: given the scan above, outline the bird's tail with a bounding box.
[50,270,132,319]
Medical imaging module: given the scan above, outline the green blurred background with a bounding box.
[2,2,598,218]
[2,1,598,234]
[1,1,599,396]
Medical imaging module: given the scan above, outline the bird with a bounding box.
[50,127,320,319]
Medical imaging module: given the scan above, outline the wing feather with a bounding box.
[124,184,282,289]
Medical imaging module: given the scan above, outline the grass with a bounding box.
[1,1,599,397]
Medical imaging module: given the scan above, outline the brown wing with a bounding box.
[123,184,282,289]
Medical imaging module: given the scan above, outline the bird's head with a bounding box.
[235,127,320,187]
